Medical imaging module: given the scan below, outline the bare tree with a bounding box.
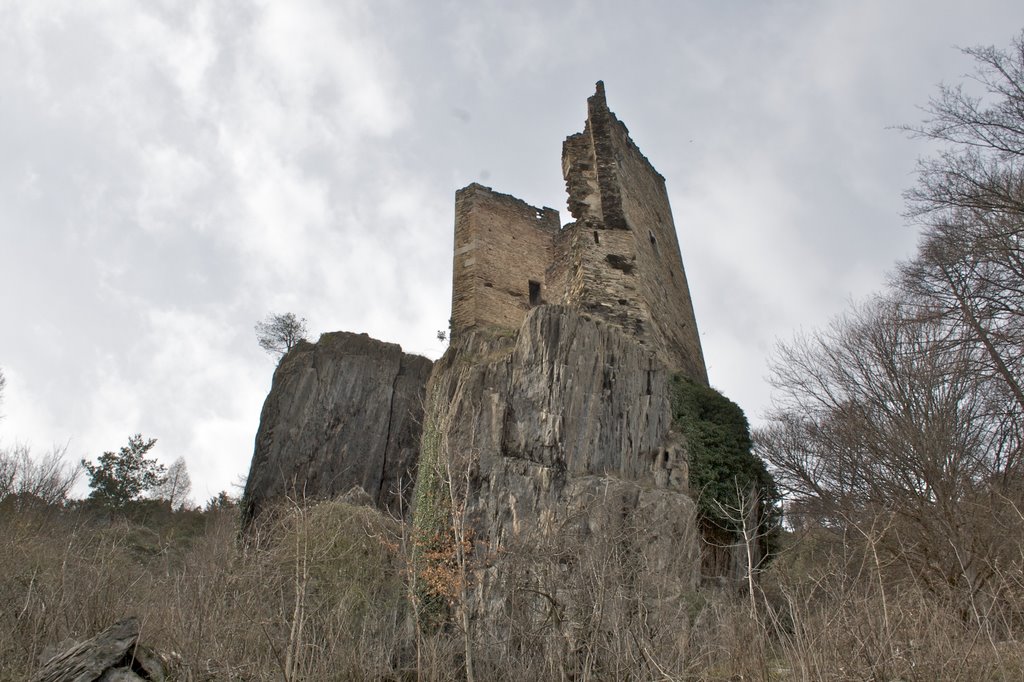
[898,32,1024,416]
[151,456,193,510]
[709,481,772,616]
[901,34,1024,217]
[757,32,1024,632]
[0,442,81,509]
[758,296,1022,621]
[255,313,309,359]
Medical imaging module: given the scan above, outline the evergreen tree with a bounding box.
[82,434,166,507]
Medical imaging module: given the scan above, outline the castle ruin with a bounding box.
[451,81,708,383]
[244,85,728,646]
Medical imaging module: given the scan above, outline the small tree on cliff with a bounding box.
[255,312,308,359]
[82,434,166,508]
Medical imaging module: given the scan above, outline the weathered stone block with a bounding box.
[241,332,432,523]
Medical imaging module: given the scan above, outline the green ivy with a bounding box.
[670,376,780,550]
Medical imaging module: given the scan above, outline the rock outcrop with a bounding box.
[32,617,170,682]
[416,305,700,631]
[237,83,725,675]
[242,332,432,523]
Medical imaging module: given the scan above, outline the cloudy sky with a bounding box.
[2,1,1022,502]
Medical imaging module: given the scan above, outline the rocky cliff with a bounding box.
[415,305,701,636]
[241,332,432,523]
[236,83,759,674]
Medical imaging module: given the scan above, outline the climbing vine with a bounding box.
[670,376,780,552]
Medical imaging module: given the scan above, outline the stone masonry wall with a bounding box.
[561,83,708,382]
[562,132,602,223]
[449,83,708,383]
[597,90,708,383]
[451,184,561,337]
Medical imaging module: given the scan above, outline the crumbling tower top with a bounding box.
[449,83,708,384]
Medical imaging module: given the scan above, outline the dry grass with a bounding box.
[3,500,1023,681]
[0,500,410,681]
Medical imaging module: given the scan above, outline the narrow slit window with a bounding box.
[593,231,600,244]
[529,280,541,306]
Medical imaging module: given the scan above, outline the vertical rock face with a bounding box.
[417,305,700,631]
[242,332,432,523]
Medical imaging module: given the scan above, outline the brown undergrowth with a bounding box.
[3,499,1024,681]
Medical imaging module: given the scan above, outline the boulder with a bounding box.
[242,332,432,523]
[33,618,168,682]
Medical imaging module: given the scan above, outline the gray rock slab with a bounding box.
[242,331,432,523]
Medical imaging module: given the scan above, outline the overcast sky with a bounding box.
[2,1,1022,502]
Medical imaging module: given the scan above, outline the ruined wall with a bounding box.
[609,103,707,383]
[449,83,707,383]
[562,132,602,223]
[562,83,708,383]
[565,227,649,340]
[451,184,561,338]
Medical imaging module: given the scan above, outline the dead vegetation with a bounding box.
[2,492,1023,681]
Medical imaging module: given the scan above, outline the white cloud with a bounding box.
[136,144,213,233]
[0,0,417,495]
[254,0,407,136]
[1,0,1022,496]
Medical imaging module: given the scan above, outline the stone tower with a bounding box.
[450,82,707,383]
